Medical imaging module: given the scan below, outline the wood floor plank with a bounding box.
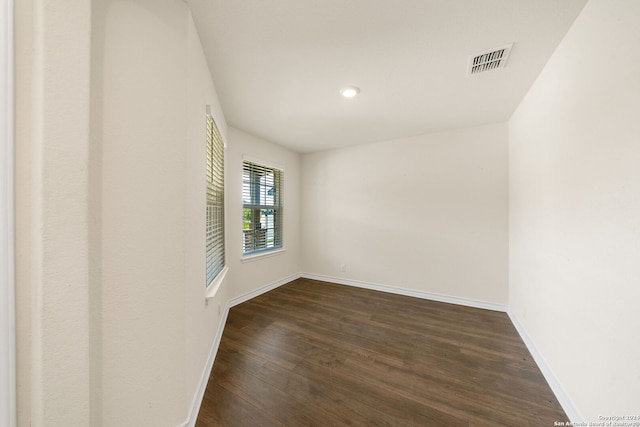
[196,278,566,426]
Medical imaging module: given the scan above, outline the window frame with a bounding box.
[1,1,16,424]
[241,158,284,257]
[205,111,226,289]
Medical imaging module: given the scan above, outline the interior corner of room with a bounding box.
[7,0,640,426]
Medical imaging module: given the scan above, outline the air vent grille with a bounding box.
[468,44,513,75]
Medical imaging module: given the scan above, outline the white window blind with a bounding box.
[206,114,225,286]
[242,161,283,254]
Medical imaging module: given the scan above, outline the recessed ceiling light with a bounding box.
[340,86,360,98]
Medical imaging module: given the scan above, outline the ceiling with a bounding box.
[188,0,587,153]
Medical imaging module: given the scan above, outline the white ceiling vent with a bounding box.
[468,43,513,75]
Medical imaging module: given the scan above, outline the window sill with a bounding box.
[241,248,286,263]
[205,265,228,300]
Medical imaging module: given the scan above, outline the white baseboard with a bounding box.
[300,273,507,312]
[228,272,302,308]
[179,304,230,427]
[507,310,583,423]
[179,272,302,427]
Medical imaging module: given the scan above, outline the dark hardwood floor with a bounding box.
[196,278,566,426]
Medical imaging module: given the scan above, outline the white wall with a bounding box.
[27,1,93,426]
[15,0,237,426]
[225,127,301,300]
[96,1,239,425]
[301,123,509,306]
[14,0,32,424]
[15,0,302,425]
[509,0,640,421]
[98,1,188,424]
[184,10,229,422]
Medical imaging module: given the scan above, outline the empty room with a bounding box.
[4,0,639,426]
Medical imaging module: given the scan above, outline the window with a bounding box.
[206,114,225,286]
[242,161,283,255]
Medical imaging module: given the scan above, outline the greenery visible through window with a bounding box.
[206,114,225,286]
[242,161,283,255]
